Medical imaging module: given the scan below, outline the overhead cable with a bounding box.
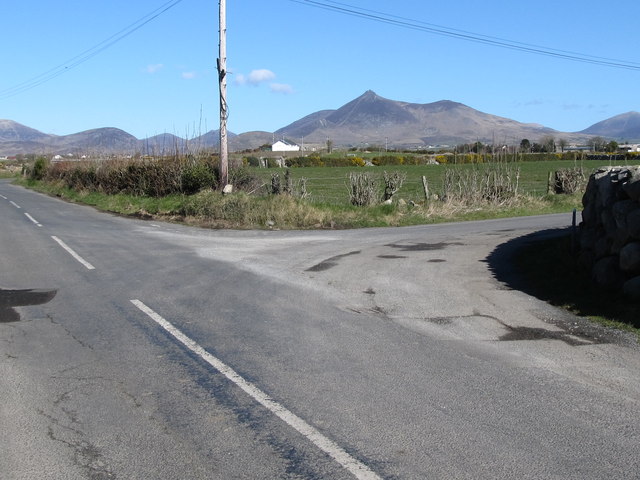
[0,0,184,100]
[288,0,640,71]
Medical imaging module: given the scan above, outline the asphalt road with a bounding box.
[1,178,639,479]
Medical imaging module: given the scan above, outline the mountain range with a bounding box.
[2,91,639,156]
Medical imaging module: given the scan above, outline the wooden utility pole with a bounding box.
[218,0,229,188]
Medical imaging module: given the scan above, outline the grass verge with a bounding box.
[15,177,581,229]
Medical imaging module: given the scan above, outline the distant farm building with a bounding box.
[271,140,300,152]
[620,144,640,152]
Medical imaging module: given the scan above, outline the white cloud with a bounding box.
[182,71,197,80]
[145,63,164,74]
[270,83,294,94]
[234,69,293,93]
[247,69,276,85]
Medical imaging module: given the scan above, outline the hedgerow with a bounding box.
[44,157,220,196]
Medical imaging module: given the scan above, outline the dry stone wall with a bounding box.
[580,165,640,299]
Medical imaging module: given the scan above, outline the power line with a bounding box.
[0,0,185,100]
[288,0,640,71]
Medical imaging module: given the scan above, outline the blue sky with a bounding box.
[2,0,639,140]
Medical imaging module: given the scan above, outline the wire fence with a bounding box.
[251,158,640,205]
[252,166,549,205]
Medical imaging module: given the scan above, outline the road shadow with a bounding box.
[484,227,639,345]
[485,227,570,294]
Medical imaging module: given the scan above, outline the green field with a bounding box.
[251,159,640,205]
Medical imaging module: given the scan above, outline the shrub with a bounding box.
[35,156,260,197]
[283,168,293,195]
[382,171,406,201]
[287,156,320,168]
[67,163,97,190]
[245,156,260,167]
[553,167,586,194]
[372,155,404,166]
[348,172,379,206]
[271,172,282,195]
[29,157,48,180]
[181,162,216,194]
[442,163,520,204]
[229,166,263,193]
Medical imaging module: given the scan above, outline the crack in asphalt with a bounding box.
[38,386,117,479]
[46,314,94,350]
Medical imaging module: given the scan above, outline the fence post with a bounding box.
[571,208,577,254]
[422,176,429,203]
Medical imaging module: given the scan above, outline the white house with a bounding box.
[620,144,640,152]
[271,140,300,152]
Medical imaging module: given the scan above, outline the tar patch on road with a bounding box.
[306,250,361,272]
[0,288,57,322]
[385,241,463,252]
[498,324,599,346]
[427,314,604,346]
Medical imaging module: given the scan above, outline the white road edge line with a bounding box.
[130,299,382,480]
[24,212,42,227]
[0,194,7,199]
[10,200,20,208]
[51,236,96,270]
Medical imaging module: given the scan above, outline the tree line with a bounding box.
[455,135,620,155]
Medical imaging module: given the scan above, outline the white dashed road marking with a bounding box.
[51,236,95,270]
[24,212,42,227]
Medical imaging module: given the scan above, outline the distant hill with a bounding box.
[0,93,634,155]
[580,112,640,140]
[188,130,273,152]
[276,90,587,147]
[0,119,53,143]
[0,121,142,156]
[140,133,188,155]
[228,131,274,152]
[52,127,139,152]
[0,120,276,156]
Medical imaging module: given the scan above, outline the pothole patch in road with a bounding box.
[424,315,602,346]
[384,241,463,252]
[423,314,506,341]
[498,325,597,346]
[429,317,455,325]
[0,288,57,323]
